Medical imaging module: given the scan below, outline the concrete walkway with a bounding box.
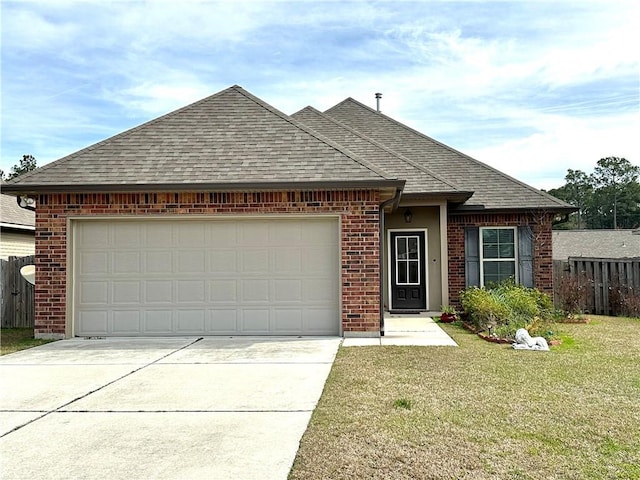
[342,316,458,346]
[0,336,341,480]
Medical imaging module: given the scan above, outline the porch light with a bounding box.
[17,195,36,212]
[404,209,413,223]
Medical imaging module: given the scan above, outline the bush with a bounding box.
[459,280,556,341]
[556,272,591,315]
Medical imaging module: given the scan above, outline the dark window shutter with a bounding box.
[464,227,480,287]
[518,225,534,288]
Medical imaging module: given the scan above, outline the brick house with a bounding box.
[3,85,573,339]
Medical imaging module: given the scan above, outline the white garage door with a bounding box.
[72,217,340,336]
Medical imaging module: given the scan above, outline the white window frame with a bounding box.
[479,226,518,287]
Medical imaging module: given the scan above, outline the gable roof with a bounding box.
[325,97,573,212]
[3,86,402,194]
[0,193,35,231]
[292,106,472,203]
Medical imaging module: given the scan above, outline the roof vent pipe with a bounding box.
[375,92,382,113]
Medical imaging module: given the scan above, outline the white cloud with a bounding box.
[1,0,638,190]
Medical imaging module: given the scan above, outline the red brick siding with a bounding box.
[34,190,381,337]
[447,212,554,306]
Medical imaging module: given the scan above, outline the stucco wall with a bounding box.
[384,206,443,311]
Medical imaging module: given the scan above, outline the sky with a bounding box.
[1,0,638,190]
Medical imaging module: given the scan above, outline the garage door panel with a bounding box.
[79,281,109,305]
[178,223,206,247]
[239,222,269,246]
[146,251,172,273]
[113,281,140,304]
[177,310,206,333]
[146,281,173,303]
[78,311,108,335]
[242,279,269,302]
[241,250,269,272]
[176,251,206,273]
[274,249,302,273]
[177,280,206,303]
[209,310,238,333]
[274,279,302,302]
[274,309,303,332]
[113,311,141,334]
[144,311,173,334]
[209,250,237,272]
[78,223,110,248]
[113,223,140,247]
[144,223,174,247]
[114,251,140,274]
[74,218,339,336]
[304,279,337,302]
[80,252,109,274]
[304,309,336,334]
[242,309,270,333]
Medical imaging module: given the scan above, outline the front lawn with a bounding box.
[0,328,55,355]
[290,316,640,479]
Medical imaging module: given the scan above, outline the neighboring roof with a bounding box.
[325,97,574,212]
[0,192,35,231]
[292,106,472,203]
[3,86,402,194]
[552,229,640,260]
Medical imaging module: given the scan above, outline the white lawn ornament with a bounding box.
[20,265,35,286]
[513,328,549,351]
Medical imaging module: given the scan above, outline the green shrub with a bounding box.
[459,280,556,340]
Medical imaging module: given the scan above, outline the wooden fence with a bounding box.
[553,257,640,315]
[1,255,35,328]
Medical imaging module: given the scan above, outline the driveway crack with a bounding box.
[0,337,203,438]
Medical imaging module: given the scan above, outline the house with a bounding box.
[0,192,35,260]
[2,85,573,339]
[553,229,640,260]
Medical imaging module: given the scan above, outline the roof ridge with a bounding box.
[231,88,397,181]
[7,85,243,186]
[308,105,463,192]
[327,98,573,209]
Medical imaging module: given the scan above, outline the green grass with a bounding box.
[290,316,640,480]
[0,328,55,355]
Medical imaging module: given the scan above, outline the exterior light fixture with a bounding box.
[404,209,413,223]
[17,195,36,212]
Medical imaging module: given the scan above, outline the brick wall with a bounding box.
[447,212,554,306]
[34,190,381,338]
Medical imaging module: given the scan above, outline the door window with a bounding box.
[395,235,420,285]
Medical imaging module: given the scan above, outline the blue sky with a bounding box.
[1,0,638,190]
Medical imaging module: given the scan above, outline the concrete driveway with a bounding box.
[0,336,341,480]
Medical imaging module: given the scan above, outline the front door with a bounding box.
[389,230,427,311]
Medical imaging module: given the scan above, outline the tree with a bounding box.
[550,157,639,230]
[591,157,639,229]
[0,155,37,181]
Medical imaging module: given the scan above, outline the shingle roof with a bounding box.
[0,193,35,230]
[291,106,472,201]
[552,230,640,260]
[325,97,573,211]
[4,86,399,192]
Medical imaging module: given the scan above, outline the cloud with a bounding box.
[1,0,637,190]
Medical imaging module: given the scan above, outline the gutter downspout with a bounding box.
[379,189,402,337]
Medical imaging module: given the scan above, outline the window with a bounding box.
[480,227,517,286]
[395,235,420,285]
